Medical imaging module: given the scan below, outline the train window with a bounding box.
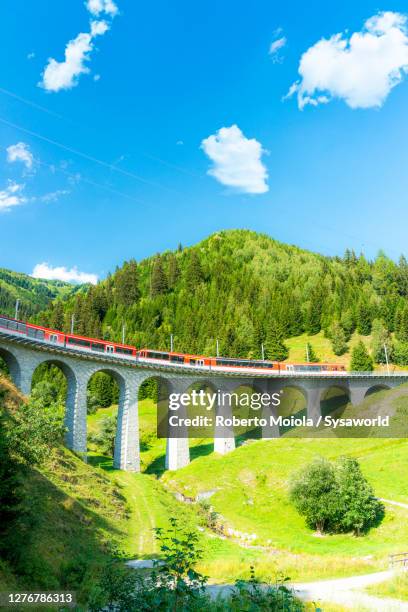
[50,334,58,343]
[67,337,91,348]
[106,345,115,353]
[146,351,169,360]
[27,327,45,340]
[115,347,133,355]
[170,355,184,363]
[5,320,27,333]
[92,343,105,352]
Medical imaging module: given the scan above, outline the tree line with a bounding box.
[34,229,408,368]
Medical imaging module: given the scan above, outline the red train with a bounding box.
[0,314,346,374]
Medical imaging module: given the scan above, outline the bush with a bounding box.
[92,416,117,457]
[88,518,304,611]
[289,456,384,535]
[289,458,338,534]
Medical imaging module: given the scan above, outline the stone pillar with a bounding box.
[349,384,368,406]
[261,380,282,439]
[65,368,87,453]
[0,343,36,396]
[19,369,34,396]
[165,378,190,471]
[114,376,142,472]
[305,381,323,424]
[214,379,236,455]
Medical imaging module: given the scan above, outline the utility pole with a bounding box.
[384,343,390,375]
[216,338,219,357]
[122,323,126,345]
[261,343,265,360]
[170,334,174,352]
[70,314,75,334]
[15,299,20,320]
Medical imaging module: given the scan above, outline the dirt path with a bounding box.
[380,498,408,510]
[293,570,408,611]
[206,570,408,610]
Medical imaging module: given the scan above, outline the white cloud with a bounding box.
[40,21,109,92]
[0,182,26,212]
[86,0,118,17]
[6,142,34,169]
[90,19,109,36]
[40,190,70,203]
[32,263,98,285]
[288,11,408,109]
[27,52,35,60]
[201,125,269,194]
[269,36,286,58]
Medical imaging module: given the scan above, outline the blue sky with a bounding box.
[1,1,408,283]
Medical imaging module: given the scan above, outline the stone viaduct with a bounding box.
[0,329,406,472]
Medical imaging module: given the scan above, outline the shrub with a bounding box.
[289,456,384,535]
[289,458,338,534]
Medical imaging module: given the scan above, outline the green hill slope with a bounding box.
[81,385,408,583]
[35,229,408,366]
[0,267,80,319]
[0,376,130,600]
[154,385,408,581]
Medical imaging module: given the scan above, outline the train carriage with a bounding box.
[0,314,346,373]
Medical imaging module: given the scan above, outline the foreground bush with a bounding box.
[88,518,304,611]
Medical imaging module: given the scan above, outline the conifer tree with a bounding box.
[116,260,140,306]
[151,256,168,296]
[50,300,64,330]
[305,342,319,362]
[330,321,348,356]
[305,288,323,335]
[357,299,372,335]
[350,341,373,372]
[397,304,408,343]
[185,251,204,290]
[265,321,288,361]
[167,254,180,289]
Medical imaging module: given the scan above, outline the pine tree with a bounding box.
[265,321,288,361]
[115,260,140,306]
[305,288,323,335]
[185,251,204,290]
[305,342,319,362]
[167,254,180,289]
[357,299,372,335]
[50,300,64,330]
[397,304,408,343]
[340,309,355,341]
[330,321,348,356]
[350,341,373,372]
[90,373,116,408]
[397,255,408,296]
[151,256,168,296]
[335,457,384,536]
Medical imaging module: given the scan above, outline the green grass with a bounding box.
[366,571,408,601]
[85,390,408,584]
[285,330,406,372]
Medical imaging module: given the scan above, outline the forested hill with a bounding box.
[0,268,79,319]
[35,229,408,362]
